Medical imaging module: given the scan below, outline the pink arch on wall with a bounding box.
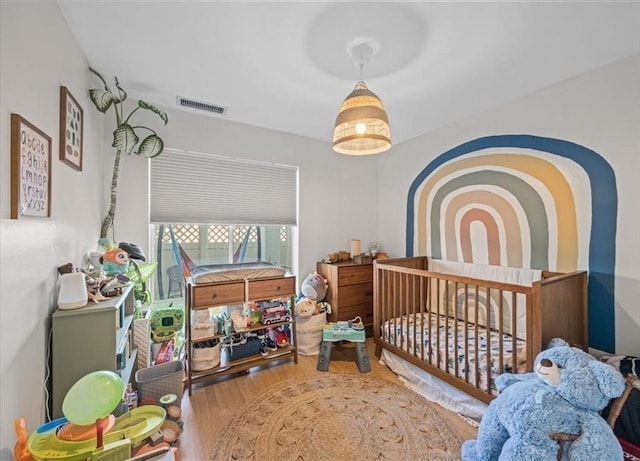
[459,209,501,265]
[442,190,525,267]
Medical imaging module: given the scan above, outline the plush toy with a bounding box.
[295,298,318,318]
[100,248,130,276]
[300,272,328,302]
[461,338,626,461]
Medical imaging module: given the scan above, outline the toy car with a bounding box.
[261,305,291,325]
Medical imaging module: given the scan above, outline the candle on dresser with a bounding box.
[350,239,361,258]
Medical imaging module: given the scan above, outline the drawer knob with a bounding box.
[211,293,217,299]
[365,291,373,296]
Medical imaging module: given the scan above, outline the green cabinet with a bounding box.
[50,284,137,419]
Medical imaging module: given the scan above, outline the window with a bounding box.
[151,224,292,300]
[149,150,298,300]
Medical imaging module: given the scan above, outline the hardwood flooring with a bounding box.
[177,339,478,460]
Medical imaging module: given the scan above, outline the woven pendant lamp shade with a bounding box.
[333,81,391,155]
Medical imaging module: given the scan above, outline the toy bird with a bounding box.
[100,248,130,276]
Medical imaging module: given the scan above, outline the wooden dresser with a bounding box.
[316,261,374,334]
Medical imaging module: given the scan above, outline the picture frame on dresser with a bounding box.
[59,86,84,171]
[10,113,52,219]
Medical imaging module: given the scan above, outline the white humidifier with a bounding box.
[58,272,88,310]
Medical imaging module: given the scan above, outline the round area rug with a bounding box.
[211,373,463,460]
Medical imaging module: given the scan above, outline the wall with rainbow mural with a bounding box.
[406,135,616,352]
[377,53,639,355]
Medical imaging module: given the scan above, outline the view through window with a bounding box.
[150,224,292,300]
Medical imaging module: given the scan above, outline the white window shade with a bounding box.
[150,149,297,225]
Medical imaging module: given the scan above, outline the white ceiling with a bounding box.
[58,1,640,147]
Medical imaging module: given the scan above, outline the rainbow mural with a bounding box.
[406,135,617,352]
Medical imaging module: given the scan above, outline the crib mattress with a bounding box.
[382,313,526,394]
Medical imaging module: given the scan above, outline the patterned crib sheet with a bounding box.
[381,313,527,394]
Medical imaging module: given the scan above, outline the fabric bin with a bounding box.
[295,312,326,356]
[135,360,184,407]
[224,336,262,361]
[191,341,221,371]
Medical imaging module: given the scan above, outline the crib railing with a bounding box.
[374,257,588,403]
[373,257,534,403]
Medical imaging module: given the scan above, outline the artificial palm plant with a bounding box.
[88,67,168,238]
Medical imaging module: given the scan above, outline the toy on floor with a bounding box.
[14,418,33,461]
[461,338,626,461]
[26,370,166,460]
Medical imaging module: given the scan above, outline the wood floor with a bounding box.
[178,339,478,460]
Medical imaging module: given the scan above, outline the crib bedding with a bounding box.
[382,312,526,394]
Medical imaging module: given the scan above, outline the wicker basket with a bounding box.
[224,337,262,362]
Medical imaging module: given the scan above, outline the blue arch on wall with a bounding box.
[406,134,617,352]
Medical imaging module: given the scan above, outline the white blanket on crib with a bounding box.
[427,259,542,339]
[427,259,542,286]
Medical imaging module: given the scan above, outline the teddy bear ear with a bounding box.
[591,361,626,398]
[547,337,569,348]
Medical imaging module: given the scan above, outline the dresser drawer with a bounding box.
[337,265,373,285]
[246,276,295,301]
[331,304,374,324]
[336,282,373,307]
[192,282,245,308]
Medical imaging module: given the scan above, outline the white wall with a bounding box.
[378,53,640,356]
[114,105,380,281]
[0,1,104,456]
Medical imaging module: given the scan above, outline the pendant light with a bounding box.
[333,39,391,155]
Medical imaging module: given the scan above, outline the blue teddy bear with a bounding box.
[462,338,625,461]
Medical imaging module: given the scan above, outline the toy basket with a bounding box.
[224,336,262,362]
[295,311,326,356]
[135,360,184,407]
[192,341,221,371]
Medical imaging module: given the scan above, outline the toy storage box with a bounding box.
[135,360,184,407]
[295,312,326,355]
[192,342,221,371]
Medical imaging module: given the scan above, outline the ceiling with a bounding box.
[57,1,640,147]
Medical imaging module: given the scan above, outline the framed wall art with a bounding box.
[59,86,83,171]
[11,113,52,218]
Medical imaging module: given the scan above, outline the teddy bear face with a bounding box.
[534,345,625,412]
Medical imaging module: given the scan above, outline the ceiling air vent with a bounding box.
[176,96,227,115]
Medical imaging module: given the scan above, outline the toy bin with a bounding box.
[191,340,221,371]
[224,336,262,361]
[135,360,184,407]
[295,311,326,355]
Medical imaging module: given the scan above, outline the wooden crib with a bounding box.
[373,256,588,404]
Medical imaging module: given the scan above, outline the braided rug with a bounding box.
[211,373,462,460]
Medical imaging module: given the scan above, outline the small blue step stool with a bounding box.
[316,323,371,373]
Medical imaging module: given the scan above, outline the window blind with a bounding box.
[150,149,297,225]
